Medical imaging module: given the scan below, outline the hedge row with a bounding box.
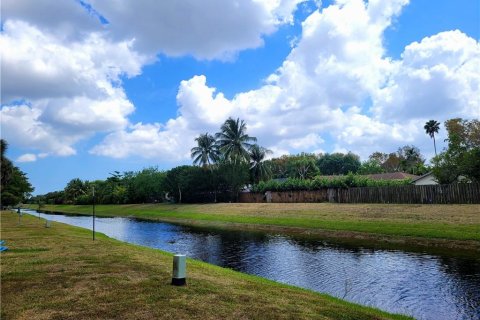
[251,175,412,193]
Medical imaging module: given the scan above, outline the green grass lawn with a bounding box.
[26,203,480,243]
[1,211,411,319]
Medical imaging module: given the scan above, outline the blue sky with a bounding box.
[1,0,479,194]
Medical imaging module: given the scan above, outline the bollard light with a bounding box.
[171,254,186,286]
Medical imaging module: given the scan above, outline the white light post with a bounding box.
[171,254,187,286]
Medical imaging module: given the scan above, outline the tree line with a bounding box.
[30,118,258,205]
[24,117,480,205]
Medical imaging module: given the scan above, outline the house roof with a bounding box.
[366,172,419,181]
[411,172,433,183]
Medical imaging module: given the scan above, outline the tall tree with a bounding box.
[317,152,360,175]
[249,145,272,184]
[397,145,425,174]
[433,118,480,183]
[266,155,290,179]
[191,133,220,167]
[424,120,440,156]
[0,139,34,206]
[215,118,257,163]
[287,153,319,179]
[369,152,388,165]
[342,152,362,174]
[1,139,13,192]
[367,148,425,174]
[164,166,197,204]
[125,167,166,203]
[382,153,402,172]
[216,161,250,202]
[358,159,384,174]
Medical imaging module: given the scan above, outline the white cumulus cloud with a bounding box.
[88,0,306,59]
[0,19,144,156]
[90,120,194,161]
[3,0,478,163]
[373,30,480,121]
[16,153,37,163]
[92,0,413,159]
[92,0,479,162]
[1,0,305,158]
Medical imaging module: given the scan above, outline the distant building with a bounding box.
[411,172,438,185]
[366,172,419,181]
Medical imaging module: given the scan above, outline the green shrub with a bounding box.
[251,175,412,193]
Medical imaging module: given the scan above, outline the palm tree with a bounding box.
[191,133,220,167]
[191,133,220,202]
[215,118,257,163]
[64,178,86,203]
[424,120,440,156]
[249,145,272,183]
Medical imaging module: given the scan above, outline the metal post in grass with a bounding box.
[171,254,186,286]
[92,186,96,241]
[79,186,96,241]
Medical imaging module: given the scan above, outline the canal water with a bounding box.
[23,209,480,320]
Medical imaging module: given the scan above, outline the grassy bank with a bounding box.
[25,203,480,245]
[1,211,409,319]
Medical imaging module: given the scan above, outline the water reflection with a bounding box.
[24,210,480,320]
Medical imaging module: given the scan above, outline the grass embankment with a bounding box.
[1,211,410,320]
[28,203,480,245]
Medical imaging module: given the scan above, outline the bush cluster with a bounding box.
[251,174,412,193]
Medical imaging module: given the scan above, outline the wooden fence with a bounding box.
[239,183,480,204]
